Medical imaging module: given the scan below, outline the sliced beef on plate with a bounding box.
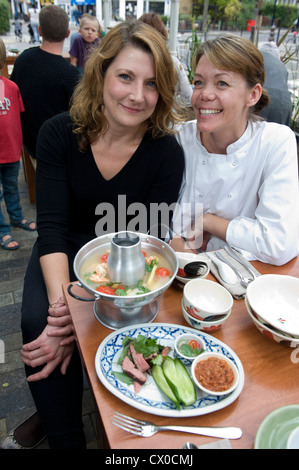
[129,343,150,372]
[122,355,147,384]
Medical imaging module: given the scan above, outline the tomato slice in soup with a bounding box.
[155,267,171,277]
[96,285,116,295]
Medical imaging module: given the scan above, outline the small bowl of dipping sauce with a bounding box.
[191,352,239,396]
[174,333,205,363]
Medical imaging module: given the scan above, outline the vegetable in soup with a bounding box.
[79,247,172,296]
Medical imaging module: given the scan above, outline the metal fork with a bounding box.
[215,251,253,288]
[113,412,242,439]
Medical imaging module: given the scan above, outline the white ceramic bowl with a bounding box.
[183,278,233,320]
[245,296,299,347]
[175,252,211,285]
[182,300,231,332]
[287,426,299,449]
[174,333,205,362]
[246,275,299,338]
[191,352,239,396]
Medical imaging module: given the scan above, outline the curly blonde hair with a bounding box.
[70,21,183,152]
[193,34,270,119]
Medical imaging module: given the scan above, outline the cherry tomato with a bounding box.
[116,285,125,290]
[189,339,201,349]
[96,285,116,295]
[100,253,109,262]
[155,267,171,277]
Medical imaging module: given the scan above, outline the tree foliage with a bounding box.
[0,0,10,34]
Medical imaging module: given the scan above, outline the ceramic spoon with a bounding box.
[183,261,208,278]
[206,252,238,285]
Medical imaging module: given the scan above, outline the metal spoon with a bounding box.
[182,442,198,449]
[183,261,208,278]
[215,251,253,288]
[206,252,238,285]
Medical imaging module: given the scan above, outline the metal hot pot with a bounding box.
[67,231,178,330]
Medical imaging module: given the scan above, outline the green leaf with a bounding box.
[112,371,134,385]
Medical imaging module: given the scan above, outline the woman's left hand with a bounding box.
[47,298,75,345]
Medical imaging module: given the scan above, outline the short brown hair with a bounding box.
[39,5,69,42]
[193,34,270,117]
[138,13,168,40]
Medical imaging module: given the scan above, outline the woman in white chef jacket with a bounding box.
[171,34,299,266]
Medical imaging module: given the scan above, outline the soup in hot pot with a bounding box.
[79,248,173,296]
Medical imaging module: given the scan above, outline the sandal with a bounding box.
[11,219,36,232]
[0,235,20,250]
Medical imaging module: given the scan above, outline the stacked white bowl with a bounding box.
[245,274,299,347]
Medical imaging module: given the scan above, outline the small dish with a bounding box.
[183,278,233,320]
[246,275,299,338]
[174,333,205,362]
[255,405,299,449]
[191,352,239,396]
[245,296,299,347]
[182,300,231,332]
[175,252,211,285]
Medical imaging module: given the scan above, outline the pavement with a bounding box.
[0,166,98,449]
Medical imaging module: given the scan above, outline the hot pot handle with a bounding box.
[67,282,101,301]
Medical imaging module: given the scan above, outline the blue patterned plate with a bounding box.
[95,323,244,417]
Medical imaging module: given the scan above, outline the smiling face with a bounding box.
[191,54,262,148]
[79,19,99,43]
[102,45,159,133]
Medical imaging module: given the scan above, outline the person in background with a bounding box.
[69,14,101,71]
[17,21,184,449]
[171,34,298,266]
[28,2,40,43]
[259,41,293,126]
[0,38,36,251]
[139,13,193,106]
[13,16,23,41]
[10,5,80,168]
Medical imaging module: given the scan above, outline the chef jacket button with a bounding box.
[232,162,236,166]
[228,194,232,198]
[202,161,206,165]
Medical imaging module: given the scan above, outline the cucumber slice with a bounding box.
[152,364,181,410]
[162,357,196,406]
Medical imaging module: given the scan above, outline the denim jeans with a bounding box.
[30,22,40,43]
[0,161,24,237]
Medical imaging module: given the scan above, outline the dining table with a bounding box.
[62,255,299,450]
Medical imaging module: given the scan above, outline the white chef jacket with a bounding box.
[174,119,299,266]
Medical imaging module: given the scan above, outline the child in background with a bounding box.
[69,14,101,71]
[0,39,36,250]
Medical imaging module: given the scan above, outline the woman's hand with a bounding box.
[21,323,74,382]
[47,297,75,345]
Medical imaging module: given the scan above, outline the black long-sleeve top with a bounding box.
[36,112,185,257]
[10,47,80,158]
